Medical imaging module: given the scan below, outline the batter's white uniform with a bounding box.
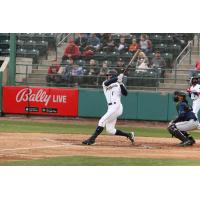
[98,81,124,134]
[188,84,200,118]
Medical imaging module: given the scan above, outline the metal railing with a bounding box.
[56,33,72,47]
[15,63,194,92]
[174,40,193,83]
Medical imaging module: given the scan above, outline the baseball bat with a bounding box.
[123,49,140,74]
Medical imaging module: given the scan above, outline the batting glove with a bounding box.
[117,73,124,83]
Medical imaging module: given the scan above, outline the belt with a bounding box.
[108,102,116,106]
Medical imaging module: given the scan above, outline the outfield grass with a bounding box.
[0,119,200,138]
[1,156,200,166]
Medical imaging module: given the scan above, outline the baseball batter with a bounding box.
[187,77,200,128]
[82,70,134,145]
[167,91,198,146]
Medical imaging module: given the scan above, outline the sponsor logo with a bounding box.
[16,88,67,106]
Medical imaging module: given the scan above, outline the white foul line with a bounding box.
[0,143,75,153]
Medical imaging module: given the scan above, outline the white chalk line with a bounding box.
[0,143,76,153]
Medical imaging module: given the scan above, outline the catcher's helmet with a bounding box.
[173,91,186,102]
[106,70,118,78]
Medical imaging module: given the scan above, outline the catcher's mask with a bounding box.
[173,91,186,102]
[106,70,117,79]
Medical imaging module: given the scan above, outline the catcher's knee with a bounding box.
[167,124,176,136]
[106,127,116,135]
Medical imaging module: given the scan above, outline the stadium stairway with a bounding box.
[159,35,200,91]
[24,42,66,86]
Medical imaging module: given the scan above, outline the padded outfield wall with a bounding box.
[0,86,191,121]
[78,88,184,121]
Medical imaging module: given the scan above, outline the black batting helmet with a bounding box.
[106,70,118,78]
[190,76,199,85]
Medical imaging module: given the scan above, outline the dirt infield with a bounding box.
[1,132,200,163]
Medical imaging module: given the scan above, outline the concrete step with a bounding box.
[32,69,48,74]
[28,74,46,78]
[26,77,46,84]
[159,83,188,89]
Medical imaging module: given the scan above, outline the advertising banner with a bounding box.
[2,86,78,116]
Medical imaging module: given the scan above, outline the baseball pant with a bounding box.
[98,103,123,135]
[192,98,200,118]
[175,119,198,131]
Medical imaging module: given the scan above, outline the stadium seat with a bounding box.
[154,43,167,53]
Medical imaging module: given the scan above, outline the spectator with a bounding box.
[87,59,99,75]
[102,34,115,52]
[75,33,88,51]
[189,60,200,79]
[116,57,125,74]
[99,60,109,76]
[139,34,152,54]
[55,58,74,84]
[82,46,94,58]
[116,37,128,53]
[150,51,166,82]
[63,37,81,60]
[71,64,83,76]
[46,60,60,84]
[135,51,149,72]
[129,38,139,53]
[86,33,101,51]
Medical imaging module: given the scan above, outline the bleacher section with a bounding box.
[1,33,195,89]
[0,33,56,64]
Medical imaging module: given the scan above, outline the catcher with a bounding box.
[82,70,134,145]
[167,91,198,147]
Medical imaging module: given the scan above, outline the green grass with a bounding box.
[2,156,200,166]
[0,119,200,138]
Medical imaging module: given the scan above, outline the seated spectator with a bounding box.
[75,33,88,51]
[82,46,94,58]
[150,51,166,68]
[87,59,99,75]
[116,57,125,74]
[116,37,128,53]
[139,34,152,54]
[188,60,200,79]
[62,37,81,60]
[46,60,60,84]
[129,38,139,53]
[55,58,74,83]
[135,51,150,72]
[71,64,83,76]
[101,34,115,52]
[86,33,101,51]
[150,51,166,81]
[99,60,109,76]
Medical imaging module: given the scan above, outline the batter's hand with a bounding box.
[117,73,124,83]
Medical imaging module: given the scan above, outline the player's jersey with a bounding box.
[174,101,197,123]
[187,84,200,100]
[102,81,122,104]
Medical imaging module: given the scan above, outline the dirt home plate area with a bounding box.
[1,132,200,163]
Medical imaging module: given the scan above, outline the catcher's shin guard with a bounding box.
[167,124,189,142]
[82,126,104,145]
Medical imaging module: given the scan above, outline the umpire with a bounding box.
[167,91,198,146]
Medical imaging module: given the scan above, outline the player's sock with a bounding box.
[90,126,104,140]
[115,129,130,137]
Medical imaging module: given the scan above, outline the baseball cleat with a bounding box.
[82,138,96,145]
[127,132,135,144]
[177,138,195,147]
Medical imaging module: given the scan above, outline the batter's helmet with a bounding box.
[190,76,199,85]
[106,70,118,78]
